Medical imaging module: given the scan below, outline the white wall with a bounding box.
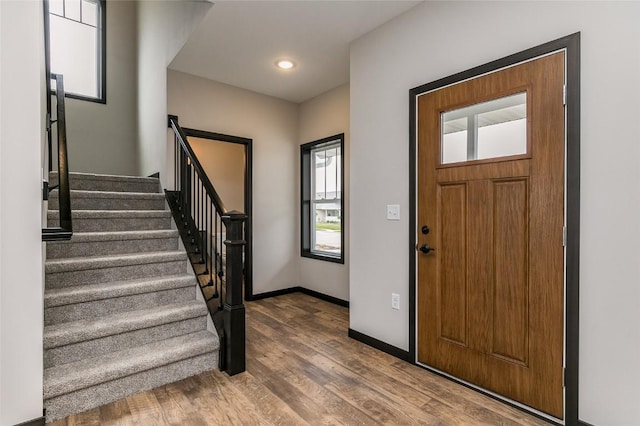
[298,84,350,301]
[62,0,139,176]
[349,2,640,425]
[137,0,212,184]
[167,70,300,294]
[0,1,45,424]
[189,137,245,212]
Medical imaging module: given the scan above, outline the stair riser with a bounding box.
[45,351,217,422]
[45,261,187,289]
[51,177,159,194]
[49,216,172,232]
[49,196,166,211]
[45,316,207,368]
[47,238,178,259]
[45,286,195,325]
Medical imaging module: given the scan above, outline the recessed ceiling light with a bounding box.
[276,59,295,70]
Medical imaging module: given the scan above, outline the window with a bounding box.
[301,134,344,263]
[47,0,106,102]
[441,92,527,164]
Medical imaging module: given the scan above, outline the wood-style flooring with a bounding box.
[50,293,551,425]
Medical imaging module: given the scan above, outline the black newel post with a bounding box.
[222,211,247,375]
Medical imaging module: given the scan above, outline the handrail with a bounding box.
[167,115,246,376]
[43,73,73,241]
[169,116,228,215]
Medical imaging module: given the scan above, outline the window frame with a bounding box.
[300,134,345,264]
[45,0,107,104]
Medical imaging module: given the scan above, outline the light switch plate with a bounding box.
[387,204,400,220]
[392,293,400,310]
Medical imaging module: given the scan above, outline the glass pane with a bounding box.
[66,0,81,21]
[312,144,341,201]
[82,0,98,27]
[335,146,341,199]
[49,0,64,16]
[442,92,526,164]
[312,203,341,254]
[312,150,326,199]
[49,14,98,97]
[309,139,342,256]
[442,116,468,163]
[477,118,526,159]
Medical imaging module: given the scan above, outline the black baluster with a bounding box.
[199,192,210,278]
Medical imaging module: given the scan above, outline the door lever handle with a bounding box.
[418,244,435,254]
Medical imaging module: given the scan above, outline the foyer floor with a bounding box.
[49,293,550,425]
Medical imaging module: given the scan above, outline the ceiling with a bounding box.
[168,1,421,103]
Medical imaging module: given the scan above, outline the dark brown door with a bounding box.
[417,52,565,418]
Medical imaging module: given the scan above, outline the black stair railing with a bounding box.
[42,73,72,241]
[167,115,246,375]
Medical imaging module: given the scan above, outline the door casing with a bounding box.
[408,33,580,426]
[182,127,254,300]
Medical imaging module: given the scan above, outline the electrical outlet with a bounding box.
[391,293,400,310]
[387,204,400,220]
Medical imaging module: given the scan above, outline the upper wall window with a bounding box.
[47,0,106,103]
[301,134,344,263]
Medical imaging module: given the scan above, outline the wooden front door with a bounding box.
[417,52,565,418]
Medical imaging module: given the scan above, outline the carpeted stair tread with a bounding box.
[48,209,172,220]
[44,274,195,308]
[50,171,158,185]
[49,189,166,211]
[46,230,180,258]
[49,172,160,194]
[44,277,197,326]
[44,301,208,349]
[44,331,218,399]
[50,189,165,200]
[43,309,208,369]
[44,352,216,421]
[45,251,186,274]
[55,229,178,243]
[48,210,173,232]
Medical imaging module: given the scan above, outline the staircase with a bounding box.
[44,172,219,422]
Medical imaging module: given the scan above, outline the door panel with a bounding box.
[417,52,565,418]
[491,178,529,365]
[437,183,468,346]
[437,159,530,182]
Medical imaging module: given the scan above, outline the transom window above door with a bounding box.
[441,92,527,164]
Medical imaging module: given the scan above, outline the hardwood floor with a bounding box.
[50,293,551,425]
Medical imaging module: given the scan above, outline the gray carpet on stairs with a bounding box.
[46,230,179,259]
[44,172,219,422]
[48,209,173,232]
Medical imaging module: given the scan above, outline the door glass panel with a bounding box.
[441,92,527,164]
[442,117,468,164]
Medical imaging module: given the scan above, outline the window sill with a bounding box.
[51,90,106,104]
[301,250,344,264]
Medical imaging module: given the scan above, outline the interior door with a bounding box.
[417,52,565,418]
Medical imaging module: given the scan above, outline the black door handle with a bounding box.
[418,244,435,254]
